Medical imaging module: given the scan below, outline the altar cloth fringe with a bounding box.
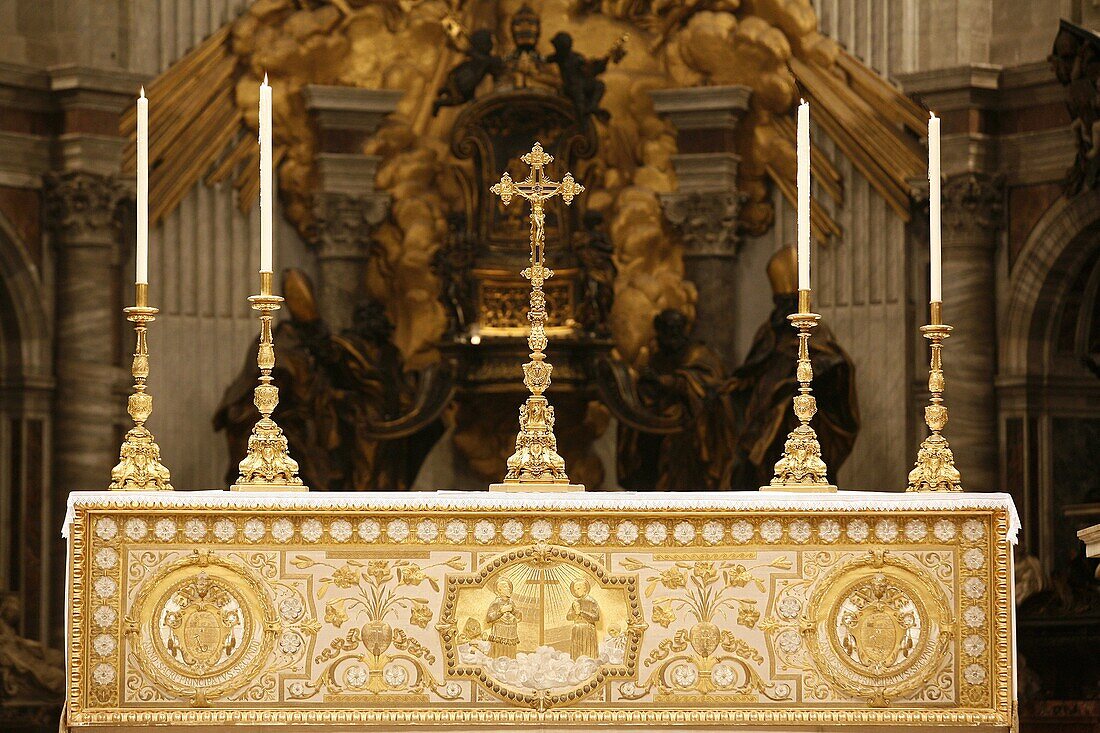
[63,490,1020,543]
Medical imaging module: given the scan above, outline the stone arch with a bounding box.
[1001,187,1100,379]
[998,187,1100,567]
[0,203,53,643]
[0,208,51,390]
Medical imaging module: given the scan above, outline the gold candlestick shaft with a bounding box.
[488,143,585,492]
[109,282,173,491]
[232,270,307,492]
[907,300,962,492]
[763,288,836,492]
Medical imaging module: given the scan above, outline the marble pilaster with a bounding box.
[311,192,388,331]
[303,86,399,331]
[45,170,126,496]
[940,172,1003,492]
[651,85,751,365]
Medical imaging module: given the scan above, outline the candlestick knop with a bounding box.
[764,289,836,492]
[109,285,173,491]
[232,273,308,492]
[907,309,962,492]
[488,143,584,493]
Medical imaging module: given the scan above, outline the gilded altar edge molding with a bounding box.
[64,491,1016,729]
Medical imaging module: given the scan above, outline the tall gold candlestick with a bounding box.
[232,270,307,492]
[109,283,172,491]
[488,143,584,492]
[907,300,962,492]
[764,289,836,492]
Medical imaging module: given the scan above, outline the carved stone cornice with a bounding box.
[660,191,744,258]
[309,192,389,261]
[941,173,1005,233]
[43,170,125,245]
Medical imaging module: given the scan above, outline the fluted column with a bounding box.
[651,86,751,365]
[46,171,126,497]
[940,172,1003,491]
[304,86,399,330]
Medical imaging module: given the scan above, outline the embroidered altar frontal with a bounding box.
[64,491,1018,730]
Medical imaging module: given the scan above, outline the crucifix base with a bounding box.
[489,481,586,493]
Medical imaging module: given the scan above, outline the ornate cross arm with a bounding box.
[489,143,585,492]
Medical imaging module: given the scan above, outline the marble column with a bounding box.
[46,170,126,495]
[941,172,1003,491]
[311,192,388,330]
[651,86,751,366]
[303,86,399,331]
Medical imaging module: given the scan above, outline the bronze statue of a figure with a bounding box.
[724,247,859,488]
[601,247,859,490]
[1051,20,1100,194]
[572,210,616,335]
[614,309,737,491]
[546,31,626,123]
[215,270,452,491]
[433,29,503,116]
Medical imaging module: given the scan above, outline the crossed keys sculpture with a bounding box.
[489,143,585,492]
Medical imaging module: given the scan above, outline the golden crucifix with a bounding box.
[489,142,585,492]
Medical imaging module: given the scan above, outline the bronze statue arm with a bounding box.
[351,362,457,441]
[595,356,690,434]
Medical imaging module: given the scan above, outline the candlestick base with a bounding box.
[762,423,837,493]
[110,424,173,491]
[231,415,307,492]
[907,433,961,493]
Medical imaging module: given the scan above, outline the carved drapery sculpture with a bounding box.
[0,593,64,702]
[1051,19,1100,194]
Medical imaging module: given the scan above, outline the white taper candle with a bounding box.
[136,87,149,285]
[797,98,810,291]
[259,74,273,274]
[929,111,941,303]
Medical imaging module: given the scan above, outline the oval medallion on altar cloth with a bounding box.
[802,551,955,707]
[438,543,644,710]
[127,552,278,705]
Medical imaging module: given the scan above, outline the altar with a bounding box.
[53,28,1026,730]
[62,489,1018,731]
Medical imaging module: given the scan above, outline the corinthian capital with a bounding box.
[661,191,744,258]
[309,192,389,260]
[44,171,126,244]
[941,173,1004,232]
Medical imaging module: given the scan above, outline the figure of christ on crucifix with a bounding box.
[489,143,586,492]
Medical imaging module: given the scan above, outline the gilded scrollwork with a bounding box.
[621,556,792,700]
[68,505,1012,728]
